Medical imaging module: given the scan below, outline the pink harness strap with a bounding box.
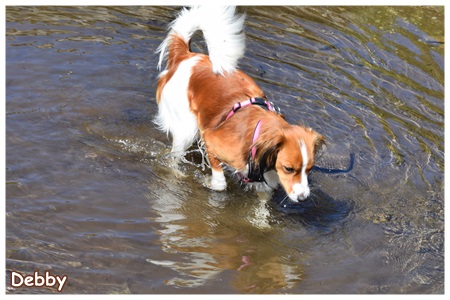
[251,120,263,159]
[240,120,263,183]
[225,98,254,121]
[225,97,276,121]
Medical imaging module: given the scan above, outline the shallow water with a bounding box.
[5,6,444,294]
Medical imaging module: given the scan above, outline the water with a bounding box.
[5,6,444,294]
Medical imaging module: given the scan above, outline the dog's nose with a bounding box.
[291,183,310,202]
[297,193,308,202]
[289,190,309,202]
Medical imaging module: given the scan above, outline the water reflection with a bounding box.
[143,143,357,293]
[146,169,307,292]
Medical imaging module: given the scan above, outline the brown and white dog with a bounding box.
[155,6,324,202]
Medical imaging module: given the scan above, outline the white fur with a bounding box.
[210,169,227,191]
[290,140,310,201]
[157,6,245,75]
[154,56,200,155]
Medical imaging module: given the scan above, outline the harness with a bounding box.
[225,97,279,121]
[224,97,281,183]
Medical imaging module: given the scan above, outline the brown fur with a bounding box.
[157,34,325,195]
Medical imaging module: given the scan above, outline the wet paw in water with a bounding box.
[202,175,227,191]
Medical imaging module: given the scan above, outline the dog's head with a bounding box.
[254,124,325,201]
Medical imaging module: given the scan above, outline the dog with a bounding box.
[155,6,324,202]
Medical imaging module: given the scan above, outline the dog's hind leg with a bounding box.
[155,57,200,166]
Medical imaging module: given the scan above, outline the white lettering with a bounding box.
[46,271,56,286]
[34,271,45,287]
[9,270,68,292]
[11,271,24,287]
[56,275,68,292]
[24,276,33,287]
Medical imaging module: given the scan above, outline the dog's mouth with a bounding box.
[279,192,309,207]
[287,183,310,202]
[288,193,309,203]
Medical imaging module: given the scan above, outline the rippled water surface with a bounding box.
[5,6,444,294]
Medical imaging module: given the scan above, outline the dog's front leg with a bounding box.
[204,154,227,191]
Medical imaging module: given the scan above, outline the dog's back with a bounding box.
[155,6,253,154]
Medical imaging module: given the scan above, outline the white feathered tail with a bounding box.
[157,6,246,75]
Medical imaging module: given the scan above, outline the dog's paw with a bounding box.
[203,176,227,191]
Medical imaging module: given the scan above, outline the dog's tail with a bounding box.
[157,6,245,75]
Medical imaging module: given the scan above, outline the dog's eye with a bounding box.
[283,166,295,174]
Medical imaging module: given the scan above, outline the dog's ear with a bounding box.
[313,133,326,158]
[252,128,285,170]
